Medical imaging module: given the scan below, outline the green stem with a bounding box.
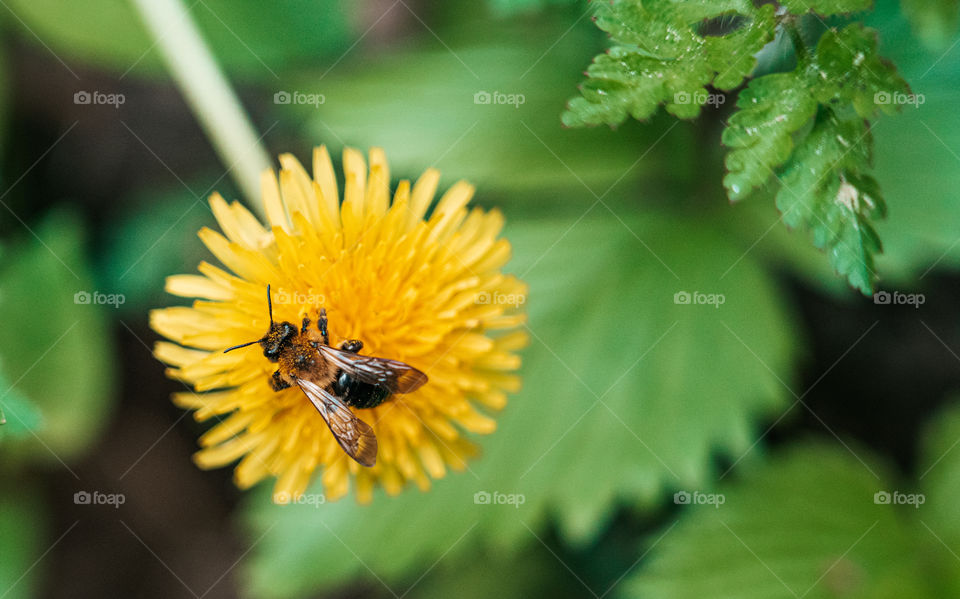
[130,0,271,218]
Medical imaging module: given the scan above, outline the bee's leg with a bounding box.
[270,370,291,391]
[301,316,311,334]
[317,308,329,345]
[340,339,363,353]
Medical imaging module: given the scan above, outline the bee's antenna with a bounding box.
[224,284,275,354]
[267,284,274,325]
[223,339,259,353]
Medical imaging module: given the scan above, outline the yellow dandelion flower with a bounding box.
[150,146,527,503]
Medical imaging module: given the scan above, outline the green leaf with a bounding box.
[0,210,117,463]
[405,541,580,599]
[0,243,40,441]
[486,0,578,16]
[299,16,694,194]
[812,24,911,118]
[722,23,908,293]
[0,487,49,599]
[776,113,885,294]
[624,442,935,599]
[3,0,355,81]
[722,73,819,200]
[900,0,960,49]
[705,7,779,90]
[568,8,909,293]
[625,401,960,598]
[862,4,960,282]
[563,1,776,126]
[0,387,42,442]
[99,184,215,312]
[781,0,873,15]
[919,400,960,557]
[241,208,797,598]
[720,194,855,297]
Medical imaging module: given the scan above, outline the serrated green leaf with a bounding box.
[240,209,797,598]
[721,22,908,292]
[563,1,776,126]
[624,442,935,599]
[722,73,819,200]
[812,24,911,118]
[705,7,778,89]
[776,114,885,294]
[781,0,873,15]
[566,51,715,124]
[721,23,907,197]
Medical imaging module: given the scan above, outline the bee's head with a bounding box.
[223,285,296,361]
[258,321,297,362]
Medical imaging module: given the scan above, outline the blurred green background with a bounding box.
[2,0,960,597]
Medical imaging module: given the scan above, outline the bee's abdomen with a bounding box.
[334,371,390,409]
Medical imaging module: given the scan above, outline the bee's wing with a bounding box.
[296,378,378,467]
[317,345,428,394]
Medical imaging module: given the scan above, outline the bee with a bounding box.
[223,286,428,467]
